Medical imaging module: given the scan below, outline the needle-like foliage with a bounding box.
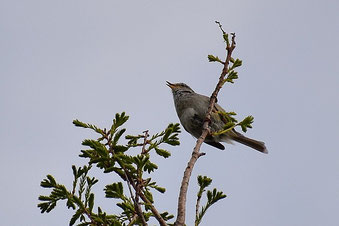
[38,113,180,225]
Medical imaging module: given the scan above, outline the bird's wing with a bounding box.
[205,141,225,150]
[197,94,236,133]
[212,102,241,138]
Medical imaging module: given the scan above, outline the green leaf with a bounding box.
[160,212,174,221]
[239,115,254,133]
[171,123,181,133]
[218,111,238,123]
[38,195,53,201]
[110,112,129,137]
[222,33,229,43]
[114,145,129,153]
[223,121,236,130]
[73,119,104,135]
[154,186,166,193]
[37,202,49,213]
[112,129,126,145]
[72,165,77,178]
[82,139,108,157]
[144,161,158,173]
[165,139,180,146]
[148,182,166,193]
[72,119,88,128]
[105,182,124,199]
[125,134,143,146]
[46,201,56,213]
[40,175,57,188]
[116,200,134,211]
[232,58,242,68]
[132,155,149,170]
[207,55,223,63]
[155,148,171,158]
[72,195,84,208]
[103,166,117,173]
[86,176,98,186]
[224,70,238,84]
[66,198,76,210]
[197,175,212,189]
[207,188,227,205]
[113,112,129,129]
[163,127,172,141]
[69,209,82,226]
[88,193,94,213]
[196,188,227,226]
[144,189,154,203]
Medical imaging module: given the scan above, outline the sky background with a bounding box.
[1,0,339,225]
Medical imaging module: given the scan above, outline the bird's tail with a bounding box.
[231,132,268,154]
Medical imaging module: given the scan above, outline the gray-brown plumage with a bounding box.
[167,81,267,154]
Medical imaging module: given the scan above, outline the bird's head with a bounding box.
[166,81,195,95]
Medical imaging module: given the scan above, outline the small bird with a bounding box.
[167,81,268,154]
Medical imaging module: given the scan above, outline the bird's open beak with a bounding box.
[166,81,175,89]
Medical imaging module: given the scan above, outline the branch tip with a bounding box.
[198,152,206,158]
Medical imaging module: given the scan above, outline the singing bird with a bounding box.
[167,81,267,153]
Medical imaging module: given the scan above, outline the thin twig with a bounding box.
[138,191,168,226]
[82,206,98,226]
[135,184,148,226]
[195,193,202,226]
[174,24,236,226]
[120,165,147,226]
[123,171,167,226]
[123,170,147,225]
[124,171,136,203]
[134,129,150,225]
[141,130,149,154]
[128,214,139,226]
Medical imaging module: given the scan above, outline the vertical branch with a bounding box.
[122,165,167,226]
[136,181,168,226]
[123,170,147,226]
[135,183,148,226]
[174,23,236,226]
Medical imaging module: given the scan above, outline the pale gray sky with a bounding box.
[1,0,339,225]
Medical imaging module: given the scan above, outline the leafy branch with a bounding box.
[212,112,254,136]
[38,112,181,225]
[195,176,226,226]
[38,167,102,225]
